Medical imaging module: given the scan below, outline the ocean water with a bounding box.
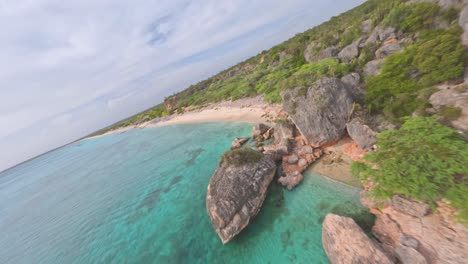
[0,122,373,264]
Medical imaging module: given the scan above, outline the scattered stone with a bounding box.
[278,171,304,190]
[206,148,277,244]
[346,119,377,151]
[322,214,393,264]
[375,42,402,59]
[395,245,428,264]
[391,195,430,217]
[231,137,249,149]
[287,155,299,164]
[281,78,354,146]
[298,159,308,167]
[338,39,361,63]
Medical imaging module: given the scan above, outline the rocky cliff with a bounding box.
[206,148,277,244]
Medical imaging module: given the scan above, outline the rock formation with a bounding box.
[322,214,393,264]
[281,78,354,146]
[206,148,277,244]
[231,137,249,149]
[338,38,361,63]
[362,193,468,263]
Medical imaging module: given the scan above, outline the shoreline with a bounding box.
[86,96,282,140]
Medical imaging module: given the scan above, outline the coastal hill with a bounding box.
[96,0,467,263]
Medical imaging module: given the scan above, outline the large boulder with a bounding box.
[322,214,393,264]
[305,44,339,63]
[206,148,276,244]
[346,118,377,151]
[375,42,402,59]
[365,26,397,45]
[338,39,361,63]
[281,78,354,146]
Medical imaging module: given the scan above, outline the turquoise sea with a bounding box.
[0,122,373,264]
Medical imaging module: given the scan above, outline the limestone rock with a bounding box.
[287,154,299,164]
[392,195,430,218]
[395,246,428,264]
[298,159,308,167]
[231,137,249,149]
[281,78,355,146]
[322,214,393,264]
[278,171,303,190]
[364,59,384,76]
[346,118,377,151]
[206,148,276,244]
[338,39,361,63]
[253,123,270,137]
[274,122,294,145]
[375,42,402,59]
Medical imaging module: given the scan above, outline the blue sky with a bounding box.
[0,0,365,171]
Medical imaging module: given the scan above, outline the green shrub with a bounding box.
[353,117,468,222]
[221,147,263,166]
[384,2,440,32]
[365,27,465,120]
[439,105,462,121]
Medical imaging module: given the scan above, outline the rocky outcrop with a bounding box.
[365,27,398,45]
[364,59,384,76]
[338,39,361,63]
[362,193,468,263]
[206,148,277,244]
[304,42,339,63]
[346,118,377,151]
[429,85,468,131]
[281,78,354,146]
[322,214,393,264]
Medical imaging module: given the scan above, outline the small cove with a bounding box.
[0,122,373,264]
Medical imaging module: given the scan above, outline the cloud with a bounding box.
[0,0,365,171]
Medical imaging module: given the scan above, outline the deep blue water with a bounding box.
[0,122,372,263]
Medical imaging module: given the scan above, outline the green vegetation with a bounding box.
[221,147,263,166]
[384,2,440,32]
[365,26,465,122]
[439,105,462,121]
[352,117,468,222]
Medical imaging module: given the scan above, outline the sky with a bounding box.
[0,0,365,172]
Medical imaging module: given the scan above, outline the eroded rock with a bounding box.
[364,59,384,76]
[392,195,430,218]
[206,148,276,244]
[338,39,361,63]
[375,42,402,59]
[278,171,303,190]
[322,214,393,264]
[231,137,249,149]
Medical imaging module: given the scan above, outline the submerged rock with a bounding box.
[278,171,303,190]
[281,78,354,146]
[322,214,393,264]
[206,148,276,244]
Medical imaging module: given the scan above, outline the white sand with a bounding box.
[86,96,282,140]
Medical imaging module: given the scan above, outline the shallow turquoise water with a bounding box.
[0,122,373,264]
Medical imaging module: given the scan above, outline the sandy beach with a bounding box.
[87,96,282,139]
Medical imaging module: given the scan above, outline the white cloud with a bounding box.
[0,0,365,171]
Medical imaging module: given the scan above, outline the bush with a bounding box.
[221,147,263,166]
[353,117,468,222]
[384,2,440,32]
[365,27,465,121]
[439,106,462,121]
